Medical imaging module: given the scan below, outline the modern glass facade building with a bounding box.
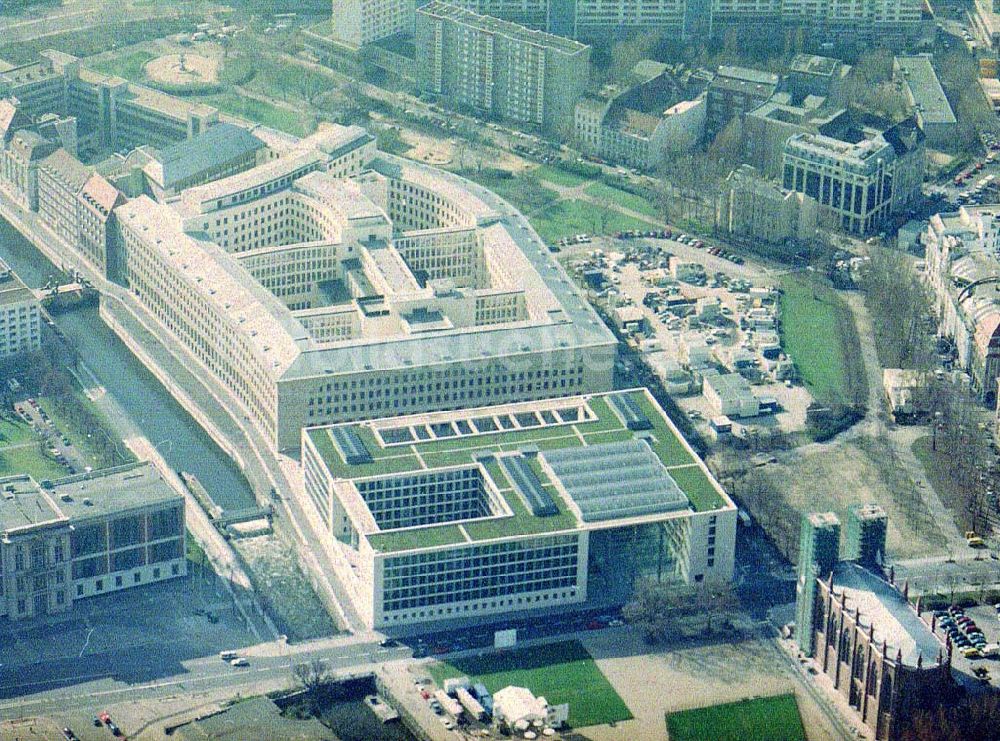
[302,389,737,628]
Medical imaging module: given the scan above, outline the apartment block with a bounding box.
[0,259,41,360]
[415,1,590,132]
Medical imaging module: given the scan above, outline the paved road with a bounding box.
[0,636,408,720]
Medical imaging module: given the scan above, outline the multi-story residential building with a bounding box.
[781,117,925,235]
[894,55,957,150]
[301,389,737,628]
[332,0,417,48]
[786,54,850,100]
[716,164,818,245]
[0,129,58,211]
[415,1,590,133]
[705,65,780,139]
[0,462,186,621]
[795,509,953,741]
[574,62,704,169]
[924,206,1000,404]
[405,0,924,43]
[76,173,126,277]
[0,259,41,360]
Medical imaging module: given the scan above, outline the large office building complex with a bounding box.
[113,126,615,452]
[0,463,186,621]
[0,52,616,459]
[0,258,41,360]
[415,1,590,132]
[795,509,952,741]
[302,389,737,628]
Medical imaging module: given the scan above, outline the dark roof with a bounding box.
[883,116,926,156]
[151,123,264,189]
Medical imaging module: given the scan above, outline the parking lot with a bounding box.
[570,234,814,437]
[922,603,1000,689]
[14,397,94,476]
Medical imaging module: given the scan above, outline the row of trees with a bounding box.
[622,578,739,644]
[899,693,1000,741]
[857,246,935,370]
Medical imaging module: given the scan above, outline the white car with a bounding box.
[230,657,249,667]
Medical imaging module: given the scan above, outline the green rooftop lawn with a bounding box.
[666,464,725,512]
[310,391,729,549]
[428,640,632,729]
[579,428,636,446]
[666,694,806,741]
[368,524,467,552]
[465,459,577,541]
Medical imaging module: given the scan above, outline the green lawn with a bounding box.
[38,395,135,470]
[89,51,155,82]
[0,18,193,65]
[457,169,558,214]
[0,416,34,446]
[0,444,67,481]
[198,93,315,136]
[666,694,806,741]
[779,274,865,406]
[584,182,661,219]
[530,199,658,244]
[0,414,66,481]
[428,640,632,729]
[534,165,592,188]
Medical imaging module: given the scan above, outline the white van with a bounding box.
[230,657,249,667]
[220,650,238,661]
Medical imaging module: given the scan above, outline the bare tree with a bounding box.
[292,659,331,693]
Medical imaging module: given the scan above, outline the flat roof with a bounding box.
[832,562,943,666]
[306,389,733,553]
[0,259,36,306]
[283,156,616,380]
[704,372,756,402]
[417,0,589,56]
[895,55,956,126]
[0,462,181,535]
[789,54,843,77]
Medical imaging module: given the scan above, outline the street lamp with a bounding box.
[932,411,943,451]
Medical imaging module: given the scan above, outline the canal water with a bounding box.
[0,217,257,511]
